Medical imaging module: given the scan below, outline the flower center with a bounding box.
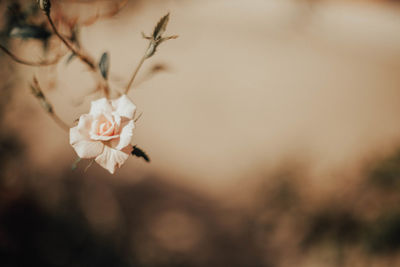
[97,118,115,136]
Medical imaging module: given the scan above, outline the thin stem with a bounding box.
[46,12,96,70]
[124,44,150,94]
[134,111,143,123]
[0,44,62,66]
[84,159,94,172]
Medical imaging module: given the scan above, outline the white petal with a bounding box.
[77,114,92,132]
[74,114,93,140]
[113,114,122,129]
[111,95,136,119]
[89,97,113,116]
[70,126,87,145]
[95,145,130,174]
[70,118,104,159]
[71,140,104,159]
[115,120,134,150]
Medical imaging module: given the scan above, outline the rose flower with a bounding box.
[70,95,136,173]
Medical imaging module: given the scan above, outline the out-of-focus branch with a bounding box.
[0,44,63,66]
[78,0,129,26]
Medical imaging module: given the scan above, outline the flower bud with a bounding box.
[37,0,51,13]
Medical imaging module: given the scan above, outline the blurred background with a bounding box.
[2,0,400,266]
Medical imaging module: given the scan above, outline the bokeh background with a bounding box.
[2,0,400,266]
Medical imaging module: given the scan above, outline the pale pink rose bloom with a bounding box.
[70,95,136,174]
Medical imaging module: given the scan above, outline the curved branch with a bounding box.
[0,44,63,66]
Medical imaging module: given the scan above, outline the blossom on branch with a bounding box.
[70,95,136,174]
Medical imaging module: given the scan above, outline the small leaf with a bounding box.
[153,13,170,40]
[99,52,110,79]
[132,146,150,162]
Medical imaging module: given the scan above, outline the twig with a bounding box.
[134,111,143,123]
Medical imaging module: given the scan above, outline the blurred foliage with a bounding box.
[365,212,400,253]
[302,210,363,248]
[1,1,51,48]
[368,150,400,190]
[0,196,131,267]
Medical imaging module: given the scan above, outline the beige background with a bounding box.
[6,0,400,199]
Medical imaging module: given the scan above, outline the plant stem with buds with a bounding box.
[124,13,178,95]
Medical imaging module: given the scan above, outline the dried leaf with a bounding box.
[39,98,53,113]
[153,13,169,41]
[132,146,150,162]
[30,84,43,99]
[99,52,110,79]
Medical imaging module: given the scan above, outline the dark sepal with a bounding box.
[132,146,150,162]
